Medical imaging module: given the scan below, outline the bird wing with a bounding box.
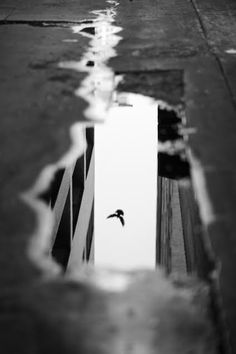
[119,216,125,226]
[107,213,116,219]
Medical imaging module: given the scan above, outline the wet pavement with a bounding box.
[1,0,236,353]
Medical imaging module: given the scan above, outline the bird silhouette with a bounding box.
[107,209,125,226]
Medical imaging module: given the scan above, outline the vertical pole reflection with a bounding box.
[94,94,157,270]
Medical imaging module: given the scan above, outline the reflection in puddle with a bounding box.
[95,94,157,270]
[157,106,190,180]
[44,93,158,272]
[158,152,190,180]
[23,0,122,274]
[24,0,213,281]
[18,1,218,350]
[59,1,122,122]
[57,1,158,271]
[44,93,201,276]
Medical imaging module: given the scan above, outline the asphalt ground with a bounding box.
[0,0,236,352]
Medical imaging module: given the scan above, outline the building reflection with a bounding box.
[41,127,95,270]
[40,103,201,275]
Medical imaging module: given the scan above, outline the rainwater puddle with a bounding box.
[35,88,214,279]
[18,2,219,349]
[23,0,214,282]
[40,92,158,273]
[59,0,122,122]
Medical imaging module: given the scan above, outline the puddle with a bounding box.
[22,0,123,275]
[58,1,122,122]
[21,0,215,283]
[0,0,220,350]
[15,1,220,349]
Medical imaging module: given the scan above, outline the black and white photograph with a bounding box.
[0,0,235,353]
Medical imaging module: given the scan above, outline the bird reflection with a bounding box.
[107,209,125,226]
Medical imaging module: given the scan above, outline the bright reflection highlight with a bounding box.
[95,93,158,270]
[59,2,122,122]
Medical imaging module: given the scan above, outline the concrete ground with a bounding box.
[0,0,236,353]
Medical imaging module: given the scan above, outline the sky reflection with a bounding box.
[95,93,158,269]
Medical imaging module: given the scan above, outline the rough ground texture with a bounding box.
[1,265,217,353]
[0,0,236,353]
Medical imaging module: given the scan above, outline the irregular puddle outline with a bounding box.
[22,0,122,275]
[21,0,215,278]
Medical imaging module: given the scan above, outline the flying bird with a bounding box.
[107,209,125,226]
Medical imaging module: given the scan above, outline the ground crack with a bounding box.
[0,19,94,27]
